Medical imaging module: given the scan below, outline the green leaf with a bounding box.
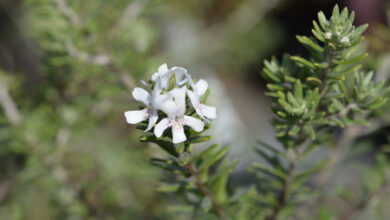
[211,160,238,203]
[297,35,324,53]
[169,74,176,90]
[150,158,186,173]
[208,159,239,185]
[252,162,286,179]
[303,125,315,140]
[335,53,367,65]
[312,21,324,39]
[279,99,293,114]
[199,147,228,171]
[294,80,303,100]
[168,205,194,212]
[288,126,301,135]
[257,140,283,154]
[312,29,325,42]
[267,83,285,91]
[287,92,297,105]
[200,88,210,103]
[318,11,329,30]
[340,7,348,22]
[295,159,330,181]
[186,135,212,144]
[157,184,181,192]
[140,135,179,157]
[194,144,219,162]
[368,97,388,110]
[337,81,351,103]
[291,56,315,69]
[306,77,322,85]
[263,68,281,83]
[350,24,368,40]
[254,147,283,169]
[331,5,340,24]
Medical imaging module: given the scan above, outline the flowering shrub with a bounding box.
[126,5,390,220]
[125,63,216,143]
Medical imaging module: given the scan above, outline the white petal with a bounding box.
[169,87,187,115]
[200,104,217,119]
[154,118,170,137]
[183,116,204,132]
[141,80,150,87]
[196,79,208,96]
[132,87,150,104]
[160,74,171,89]
[154,93,171,110]
[172,123,186,144]
[187,90,200,107]
[158,63,169,73]
[171,66,188,85]
[160,99,177,117]
[151,72,159,81]
[124,109,148,124]
[145,114,158,131]
[151,84,162,96]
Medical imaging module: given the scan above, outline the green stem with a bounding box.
[268,138,308,220]
[338,181,389,220]
[268,162,297,220]
[185,162,228,220]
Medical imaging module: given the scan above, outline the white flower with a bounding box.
[171,66,191,86]
[152,63,171,90]
[151,63,192,90]
[340,36,350,44]
[124,86,168,131]
[325,32,332,39]
[154,87,204,144]
[187,79,217,121]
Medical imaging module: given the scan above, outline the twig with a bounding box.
[54,0,135,90]
[338,182,389,220]
[0,77,82,212]
[185,162,227,220]
[268,163,296,220]
[0,81,22,125]
[66,42,111,65]
[268,138,310,220]
[316,125,362,186]
[54,0,82,27]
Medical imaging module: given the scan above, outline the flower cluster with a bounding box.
[124,64,217,143]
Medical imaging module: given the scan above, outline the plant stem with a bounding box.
[316,125,361,186]
[0,81,22,125]
[268,162,297,220]
[185,162,228,220]
[338,182,389,220]
[268,138,308,220]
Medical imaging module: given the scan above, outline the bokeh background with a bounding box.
[0,0,389,219]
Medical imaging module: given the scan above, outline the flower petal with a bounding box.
[169,87,187,116]
[172,124,186,144]
[171,66,188,86]
[183,116,204,132]
[151,72,159,81]
[186,90,200,107]
[146,114,158,131]
[124,109,148,124]
[154,118,170,137]
[141,80,150,87]
[132,87,150,104]
[158,63,169,73]
[196,79,208,96]
[200,104,217,119]
[160,99,177,118]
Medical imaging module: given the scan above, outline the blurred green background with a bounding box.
[0,0,389,219]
